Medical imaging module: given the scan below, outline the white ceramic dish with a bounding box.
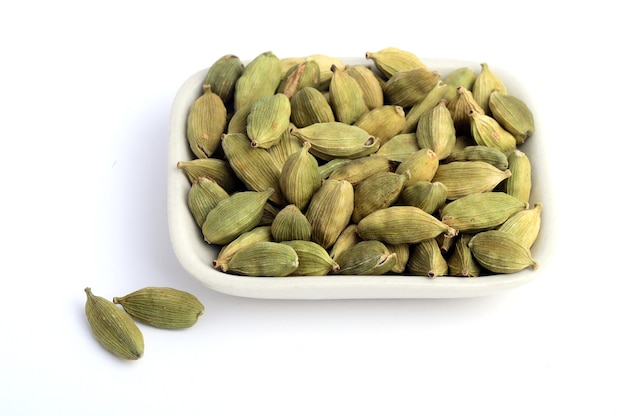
[167,56,551,299]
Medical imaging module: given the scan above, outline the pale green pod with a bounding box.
[280,240,339,276]
[267,125,302,169]
[213,225,273,270]
[505,149,532,203]
[351,171,408,223]
[416,99,456,160]
[406,238,448,278]
[246,93,292,149]
[398,181,448,215]
[222,241,299,277]
[290,122,380,161]
[446,145,509,171]
[357,206,457,245]
[227,103,252,134]
[432,161,512,200]
[384,243,410,273]
[395,148,439,186]
[305,179,354,249]
[188,176,230,228]
[202,188,274,245]
[498,203,542,249]
[112,287,204,330]
[333,240,397,275]
[447,86,485,135]
[472,63,507,115]
[383,68,441,107]
[328,224,362,260]
[345,64,385,109]
[271,204,312,242]
[328,155,393,185]
[329,64,369,125]
[221,132,285,205]
[469,110,517,154]
[279,141,322,210]
[447,233,481,277]
[469,230,538,274]
[365,47,428,79]
[176,159,243,194]
[354,105,406,145]
[402,81,452,134]
[442,66,477,91]
[203,54,244,105]
[186,84,228,159]
[234,51,282,111]
[440,192,527,233]
[489,90,535,144]
[374,133,419,162]
[84,288,144,360]
[290,87,335,128]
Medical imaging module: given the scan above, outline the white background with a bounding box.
[1,1,624,415]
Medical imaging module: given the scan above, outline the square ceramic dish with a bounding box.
[167,56,551,299]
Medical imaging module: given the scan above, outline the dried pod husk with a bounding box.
[345,64,385,109]
[402,81,453,134]
[406,239,448,278]
[442,66,477,91]
[354,105,406,145]
[203,54,244,106]
[222,241,299,277]
[188,176,230,228]
[202,188,274,245]
[221,132,285,205]
[365,47,428,79]
[112,287,204,330]
[246,93,291,149]
[318,158,353,179]
[384,242,410,273]
[357,206,457,245]
[374,133,419,162]
[395,148,439,186]
[186,84,228,159]
[447,233,481,277]
[469,230,538,273]
[469,110,517,154]
[489,90,535,144]
[383,68,441,107]
[84,288,144,360]
[279,141,322,210]
[328,155,393,185]
[329,64,369,125]
[446,145,509,171]
[333,240,397,275]
[290,122,380,161]
[416,99,456,160]
[498,203,542,249]
[176,159,243,193]
[279,60,321,98]
[290,87,335,128]
[267,125,302,168]
[329,224,362,259]
[305,179,354,249]
[213,225,273,270]
[432,161,512,200]
[447,86,485,135]
[440,192,527,233]
[234,51,282,111]
[472,63,507,115]
[227,103,252,134]
[351,171,408,223]
[398,181,448,215]
[505,149,532,203]
[280,240,339,276]
[271,204,312,242]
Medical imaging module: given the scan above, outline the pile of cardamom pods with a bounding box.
[176,47,541,278]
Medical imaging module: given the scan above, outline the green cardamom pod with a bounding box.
[234,51,282,111]
[290,122,380,161]
[468,230,538,274]
[354,105,406,145]
[246,93,291,149]
[113,287,204,329]
[445,145,509,171]
[222,241,299,277]
[328,155,393,185]
[176,158,243,194]
[333,240,397,275]
[271,204,312,242]
[280,240,340,276]
[416,99,456,160]
[383,68,441,107]
[203,54,244,106]
[505,149,532,203]
[498,203,542,249]
[351,171,408,223]
[84,288,144,360]
[398,181,448,215]
[469,110,517,154]
[472,62,507,115]
[279,141,322,211]
[186,84,228,159]
[447,233,481,277]
[329,64,369,125]
[489,90,535,144]
[374,133,419,162]
[290,87,335,128]
[213,225,273,270]
[305,179,354,249]
[440,192,527,233]
[406,238,448,278]
[432,161,512,200]
[187,177,230,228]
[345,64,385,109]
[365,47,428,79]
[395,148,439,185]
